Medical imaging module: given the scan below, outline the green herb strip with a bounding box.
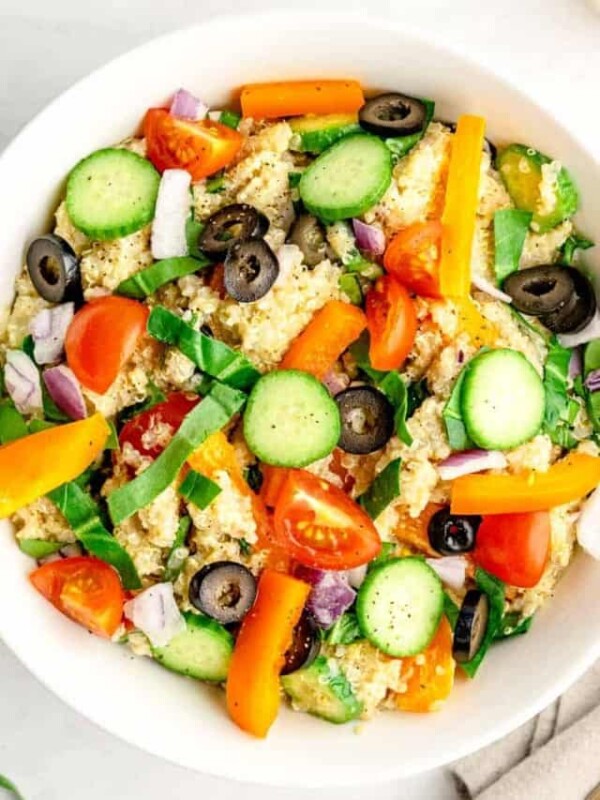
[495,611,534,640]
[0,400,29,444]
[325,612,363,645]
[219,110,241,130]
[108,383,246,525]
[384,99,435,164]
[460,568,505,678]
[147,307,260,391]
[0,774,24,800]
[179,469,221,509]
[359,458,402,520]
[163,515,191,582]
[559,232,594,265]
[543,337,580,449]
[116,257,209,299]
[442,368,473,451]
[48,481,141,590]
[493,208,532,283]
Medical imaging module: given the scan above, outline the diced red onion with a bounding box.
[295,565,356,628]
[169,88,208,121]
[559,310,600,348]
[346,564,368,589]
[577,487,600,559]
[425,556,467,591]
[352,219,385,256]
[151,169,192,260]
[30,303,74,365]
[438,449,507,481]
[457,349,465,364]
[322,368,351,396]
[4,350,43,414]
[569,347,583,380]
[472,275,513,304]
[585,368,600,393]
[43,365,87,420]
[123,583,185,647]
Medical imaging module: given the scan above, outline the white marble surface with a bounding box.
[0,1,599,798]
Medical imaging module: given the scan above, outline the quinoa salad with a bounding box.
[1,79,599,737]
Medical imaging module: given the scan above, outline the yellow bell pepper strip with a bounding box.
[439,115,486,298]
[240,80,365,119]
[226,569,311,737]
[0,413,110,519]
[451,453,600,515]
[454,298,499,348]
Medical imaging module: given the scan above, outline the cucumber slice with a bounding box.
[497,144,579,233]
[281,655,363,724]
[66,148,160,240]
[299,134,392,222]
[357,558,443,657]
[243,369,341,467]
[152,612,233,682]
[461,348,545,450]
[290,113,361,154]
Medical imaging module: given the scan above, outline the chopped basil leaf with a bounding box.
[239,537,252,557]
[17,538,63,559]
[508,305,551,344]
[442,368,473,451]
[543,337,580,449]
[48,481,141,590]
[367,541,397,573]
[244,463,263,493]
[338,273,363,305]
[461,568,505,678]
[288,171,302,188]
[219,110,241,130]
[179,469,221,509]
[493,208,532,283]
[116,256,209,299]
[385,98,435,165]
[407,378,429,417]
[359,458,402,520]
[443,593,460,630]
[325,612,363,645]
[495,611,534,640]
[559,232,594,265]
[28,419,56,434]
[163,515,191,582]
[108,383,246,524]
[0,400,29,444]
[20,334,35,361]
[185,217,205,260]
[0,773,24,800]
[205,173,226,194]
[148,307,260,391]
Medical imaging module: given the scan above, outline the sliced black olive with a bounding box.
[502,266,597,334]
[288,214,330,268]
[452,590,490,663]
[26,234,82,304]
[224,239,279,303]
[359,92,426,137]
[427,507,481,555]
[336,386,394,455]
[188,561,257,625]
[199,204,270,255]
[280,612,320,675]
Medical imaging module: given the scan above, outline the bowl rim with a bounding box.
[1,10,600,786]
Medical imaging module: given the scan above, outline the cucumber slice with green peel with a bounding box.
[152,612,233,682]
[497,144,579,233]
[299,134,392,222]
[243,369,341,467]
[290,113,361,154]
[66,148,160,240]
[356,558,444,657]
[281,655,363,724]
[461,348,545,450]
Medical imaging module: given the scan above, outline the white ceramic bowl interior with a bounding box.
[0,12,599,788]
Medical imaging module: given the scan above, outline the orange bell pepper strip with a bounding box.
[395,616,455,712]
[451,453,600,516]
[0,413,110,519]
[188,431,270,547]
[439,115,486,299]
[226,569,310,737]
[240,80,365,119]
[279,300,367,379]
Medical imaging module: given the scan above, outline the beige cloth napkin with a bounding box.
[451,661,600,800]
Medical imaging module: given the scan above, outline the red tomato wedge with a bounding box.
[473,512,551,588]
[119,392,200,459]
[144,108,243,180]
[383,221,443,298]
[65,296,148,394]
[273,470,381,570]
[366,275,417,371]
[30,557,124,638]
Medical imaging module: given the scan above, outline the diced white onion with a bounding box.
[123,583,185,648]
[4,350,43,414]
[426,556,468,591]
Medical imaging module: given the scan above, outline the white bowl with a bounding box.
[1,11,599,788]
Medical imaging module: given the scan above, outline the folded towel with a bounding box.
[452,660,600,800]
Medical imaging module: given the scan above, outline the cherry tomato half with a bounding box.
[473,511,551,588]
[273,470,381,570]
[119,392,200,459]
[144,108,243,180]
[65,296,148,395]
[383,221,442,298]
[30,557,124,638]
[366,275,417,371]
